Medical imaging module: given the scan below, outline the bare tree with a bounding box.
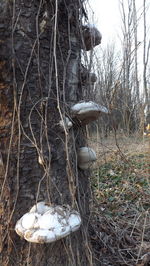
[119,0,140,133]
[0,0,95,265]
[96,43,119,106]
[133,0,140,102]
[143,0,150,113]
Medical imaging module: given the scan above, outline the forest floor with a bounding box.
[88,132,150,266]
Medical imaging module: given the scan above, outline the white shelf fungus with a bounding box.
[77,147,97,170]
[71,101,108,125]
[82,24,102,51]
[15,202,81,243]
[59,116,73,130]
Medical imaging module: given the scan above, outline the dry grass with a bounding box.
[88,132,150,266]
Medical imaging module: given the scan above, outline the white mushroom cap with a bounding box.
[21,213,39,229]
[24,229,56,243]
[29,201,51,214]
[77,147,97,170]
[71,101,108,125]
[15,203,81,243]
[37,210,66,230]
[15,212,40,238]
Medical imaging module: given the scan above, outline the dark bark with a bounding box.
[0,0,93,265]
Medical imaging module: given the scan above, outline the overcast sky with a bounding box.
[89,0,150,49]
[87,0,150,93]
[89,0,121,48]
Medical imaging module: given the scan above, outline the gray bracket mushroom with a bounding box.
[77,147,97,170]
[82,24,102,51]
[71,101,108,125]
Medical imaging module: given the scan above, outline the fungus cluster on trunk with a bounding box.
[71,101,108,169]
[15,22,107,244]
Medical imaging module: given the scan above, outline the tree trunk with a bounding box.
[0,1,93,265]
[133,0,139,102]
[143,0,150,112]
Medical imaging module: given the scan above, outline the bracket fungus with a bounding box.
[59,116,73,130]
[15,201,81,243]
[77,147,97,170]
[71,101,108,125]
[82,24,102,51]
[80,65,97,85]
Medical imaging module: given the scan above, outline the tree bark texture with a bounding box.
[0,1,92,265]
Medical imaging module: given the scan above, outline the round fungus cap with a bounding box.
[71,101,108,125]
[82,24,102,51]
[15,202,81,243]
[77,147,97,170]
